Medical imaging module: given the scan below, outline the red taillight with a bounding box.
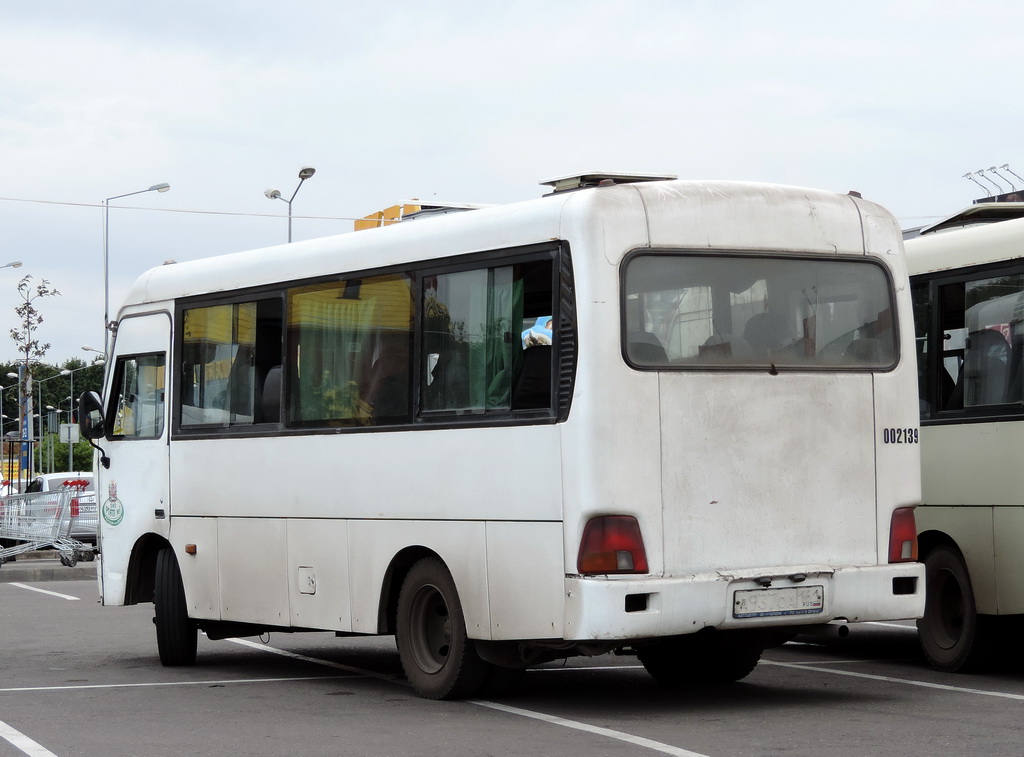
[577,515,649,575]
[888,506,918,563]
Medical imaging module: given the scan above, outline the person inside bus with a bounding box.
[743,311,792,356]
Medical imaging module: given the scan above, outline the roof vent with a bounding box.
[539,171,677,195]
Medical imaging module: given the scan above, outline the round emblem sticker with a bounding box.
[103,481,124,527]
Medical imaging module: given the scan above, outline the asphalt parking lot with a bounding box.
[4,564,1024,757]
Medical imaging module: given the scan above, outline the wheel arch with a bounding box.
[377,546,442,634]
[124,532,171,605]
[917,529,962,561]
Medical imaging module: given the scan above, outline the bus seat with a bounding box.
[261,366,282,422]
[366,332,411,420]
[965,328,1009,406]
[512,345,552,409]
[743,312,790,354]
[1006,337,1023,403]
[700,333,751,360]
[627,332,667,364]
[845,338,882,364]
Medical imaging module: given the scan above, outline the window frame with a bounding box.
[914,258,1024,426]
[173,288,286,436]
[105,351,168,441]
[619,249,901,373]
[171,242,575,440]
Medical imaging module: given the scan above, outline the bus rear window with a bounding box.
[623,254,897,370]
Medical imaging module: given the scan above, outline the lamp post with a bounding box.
[104,183,170,354]
[264,166,316,243]
[44,405,54,473]
[0,414,9,492]
[1,261,22,271]
[4,369,28,487]
[60,362,101,472]
[35,375,58,475]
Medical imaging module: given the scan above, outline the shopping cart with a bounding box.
[0,479,97,567]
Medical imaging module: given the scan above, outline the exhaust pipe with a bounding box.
[796,622,849,640]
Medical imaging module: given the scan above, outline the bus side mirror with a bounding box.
[78,391,106,440]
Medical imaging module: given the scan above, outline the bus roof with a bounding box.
[916,201,1024,236]
[120,179,899,311]
[905,211,1024,276]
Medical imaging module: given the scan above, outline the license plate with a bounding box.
[733,585,824,618]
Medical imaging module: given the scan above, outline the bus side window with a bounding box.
[422,259,553,415]
[937,283,965,411]
[110,354,165,439]
[511,343,551,409]
[180,298,283,428]
[287,274,413,427]
[933,274,1024,412]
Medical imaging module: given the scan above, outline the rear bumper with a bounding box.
[563,562,925,641]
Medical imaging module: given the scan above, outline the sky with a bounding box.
[2,1,1023,363]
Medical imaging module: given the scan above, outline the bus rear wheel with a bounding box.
[154,547,198,666]
[917,543,987,672]
[638,633,762,685]
[396,557,488,700]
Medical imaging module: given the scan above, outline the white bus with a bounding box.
[906,202,1024,671]
[80,174,924,699]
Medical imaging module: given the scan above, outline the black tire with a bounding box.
[917,543,988,672]
[396,557,488,700]
[638,634,762,686]
[154,547,197,666]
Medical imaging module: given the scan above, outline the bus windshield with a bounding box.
[623,253,897,370]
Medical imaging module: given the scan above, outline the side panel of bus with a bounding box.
[97,311,172,606]
[167,429,566,638]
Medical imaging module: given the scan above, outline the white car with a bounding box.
[26,472,98,544]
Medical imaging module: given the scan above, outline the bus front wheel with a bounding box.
[917,543,986,672]
[154,547,198,666]
[395,557,488,700]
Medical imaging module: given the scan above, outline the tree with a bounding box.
[7,275,60,483]
[10,275,60,368]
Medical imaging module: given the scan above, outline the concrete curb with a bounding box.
[0,553,97,583]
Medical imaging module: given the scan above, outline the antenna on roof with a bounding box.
[1003,164,1024,187]
[964,172,989,194]
[978,169,1003,192]
[976,169,1002,195]
[989,166,1016,191]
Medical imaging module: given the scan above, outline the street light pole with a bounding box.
[35,371,72,475]
[264,166,316,243]
[104,183,170,354]
[60,363,100,472]
[3,373,15,489]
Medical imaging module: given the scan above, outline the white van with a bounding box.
[81,175,925,699]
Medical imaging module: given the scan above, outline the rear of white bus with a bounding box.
[558,183,924,681]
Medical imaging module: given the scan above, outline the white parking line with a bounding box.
[761,660,1024,701]
[225,637,397,681]
[472,700,710,757]
[863,621,917,630]
[0,719,59,757]
[231,639,707,757]
[7,584,79,601]
[0,675,347,694]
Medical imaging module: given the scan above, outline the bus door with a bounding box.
[98,312,171,596]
